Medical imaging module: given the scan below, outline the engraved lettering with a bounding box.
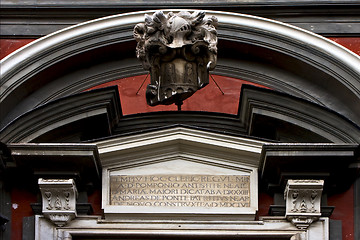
[110,175,250,208]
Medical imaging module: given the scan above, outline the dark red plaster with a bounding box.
[329,37,360,56]
[257,192,273,218]
[86,75,268,115]
[11,189,37,240]
[0,39,35,60]
[328,184,355,240]
[88,189,102,216]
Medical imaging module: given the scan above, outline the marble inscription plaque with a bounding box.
[110,175,250,208]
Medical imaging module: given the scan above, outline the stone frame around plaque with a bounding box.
[97,127,265,221]
[102,160,258,220]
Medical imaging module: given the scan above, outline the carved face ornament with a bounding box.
[134,11,218,107]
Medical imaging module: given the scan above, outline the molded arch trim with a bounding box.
[1,10,360,128]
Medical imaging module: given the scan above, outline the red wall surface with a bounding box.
[0,39,35,59]
[1,37,360,240]
[329,37,360,56]
[10,189,37,240]
[328,185,355,240]
[86,75,268,115]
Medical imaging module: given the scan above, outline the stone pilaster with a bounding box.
[284,179,324,230]
[38,178,78,227]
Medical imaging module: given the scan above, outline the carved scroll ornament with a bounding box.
[134,11,218,106]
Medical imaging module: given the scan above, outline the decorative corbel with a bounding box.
[284,179,324,230]
[38,178,78,227]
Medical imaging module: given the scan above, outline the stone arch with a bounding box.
[1,10,360,129]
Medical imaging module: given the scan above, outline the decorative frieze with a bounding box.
[38,178,78,227]
[284,179,324,230]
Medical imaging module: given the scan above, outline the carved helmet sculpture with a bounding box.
[134,11,218,107]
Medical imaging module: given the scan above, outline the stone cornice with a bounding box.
[2,85,359,146]
[239,85,360,143]
[97,126,265,169]
[1,0,360,38]
[6,143,101,187]
[0,86,121,143]
[260,143,360,193]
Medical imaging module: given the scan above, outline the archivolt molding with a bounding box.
[1,10,360,127]
[27,60,322,111]
[2,10,360,80]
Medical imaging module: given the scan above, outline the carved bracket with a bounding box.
[38,178,78,227]
[284,179,324,230]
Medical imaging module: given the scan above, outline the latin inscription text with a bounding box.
[110,175,250,208]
